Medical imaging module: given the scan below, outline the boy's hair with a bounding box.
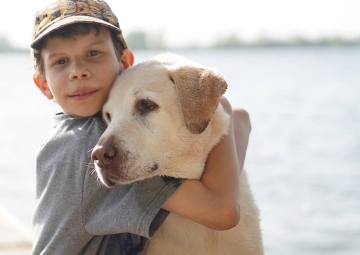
[31,0,127,75]
[33,23,125,76]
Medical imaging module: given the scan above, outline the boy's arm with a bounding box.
[162,97,251,230]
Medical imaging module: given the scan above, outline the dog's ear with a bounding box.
[171,66,227,134]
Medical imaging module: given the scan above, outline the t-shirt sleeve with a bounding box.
[82,173,182,238]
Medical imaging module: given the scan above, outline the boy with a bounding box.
[30,0,251,254]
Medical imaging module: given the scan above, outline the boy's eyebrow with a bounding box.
[46,40,107,59]
[86,40,107,47]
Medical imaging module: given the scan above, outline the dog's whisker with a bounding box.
[90,178,101,187]
[90,168,97,176]
[87,168,104,187]
[85,162,94,167]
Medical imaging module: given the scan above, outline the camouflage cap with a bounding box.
[31,0,127,50]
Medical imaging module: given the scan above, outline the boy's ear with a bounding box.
[33,74,53,100]
[119,49,134,73]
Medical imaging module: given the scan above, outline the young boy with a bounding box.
[30,0,251,254]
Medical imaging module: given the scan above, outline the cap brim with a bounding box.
[31,15,121,49]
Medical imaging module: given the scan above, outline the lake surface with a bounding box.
[1,47,359,255]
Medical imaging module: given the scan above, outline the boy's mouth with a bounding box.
[69,90,97,100]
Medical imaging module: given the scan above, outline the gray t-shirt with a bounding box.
[32,113,181,255]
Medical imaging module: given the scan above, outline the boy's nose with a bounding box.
[70,71,91,80]
[69,61,91,80]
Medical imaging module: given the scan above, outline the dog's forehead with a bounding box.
[107,52,209,107]
[117,59,174,92]
[116,52,203,87]
[106,59,175,106]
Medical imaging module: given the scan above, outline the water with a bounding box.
[1,47,359,255]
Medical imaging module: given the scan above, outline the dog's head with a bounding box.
[91,53,228,187]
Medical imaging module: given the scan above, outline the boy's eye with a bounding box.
[88,51,100,57]
[54,58,68,65]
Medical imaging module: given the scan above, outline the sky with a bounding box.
[1,0,359,48]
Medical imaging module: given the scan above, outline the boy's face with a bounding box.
[36,27,124,117]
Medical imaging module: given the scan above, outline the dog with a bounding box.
[91,52,263,254]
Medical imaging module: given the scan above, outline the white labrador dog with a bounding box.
[91,52,263,254]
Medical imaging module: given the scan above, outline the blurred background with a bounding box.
[1,0,359,254]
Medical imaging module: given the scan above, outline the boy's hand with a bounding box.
[232,106,251,172]
[162,97,251,231]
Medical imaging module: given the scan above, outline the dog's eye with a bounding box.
[136,99,158,115]
[103,112,111,124]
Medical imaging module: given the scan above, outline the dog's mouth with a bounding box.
[96,163,159,187]
[93,165,116,188]
[107,173,142,185]
[103,179,115,188]
[106,173,139,186]
[95,165,140,187]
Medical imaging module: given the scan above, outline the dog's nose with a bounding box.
[91,142,116,166]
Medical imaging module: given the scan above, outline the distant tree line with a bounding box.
[211,33,360,48]
[126,31,360,49]
[1,32,360,52]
